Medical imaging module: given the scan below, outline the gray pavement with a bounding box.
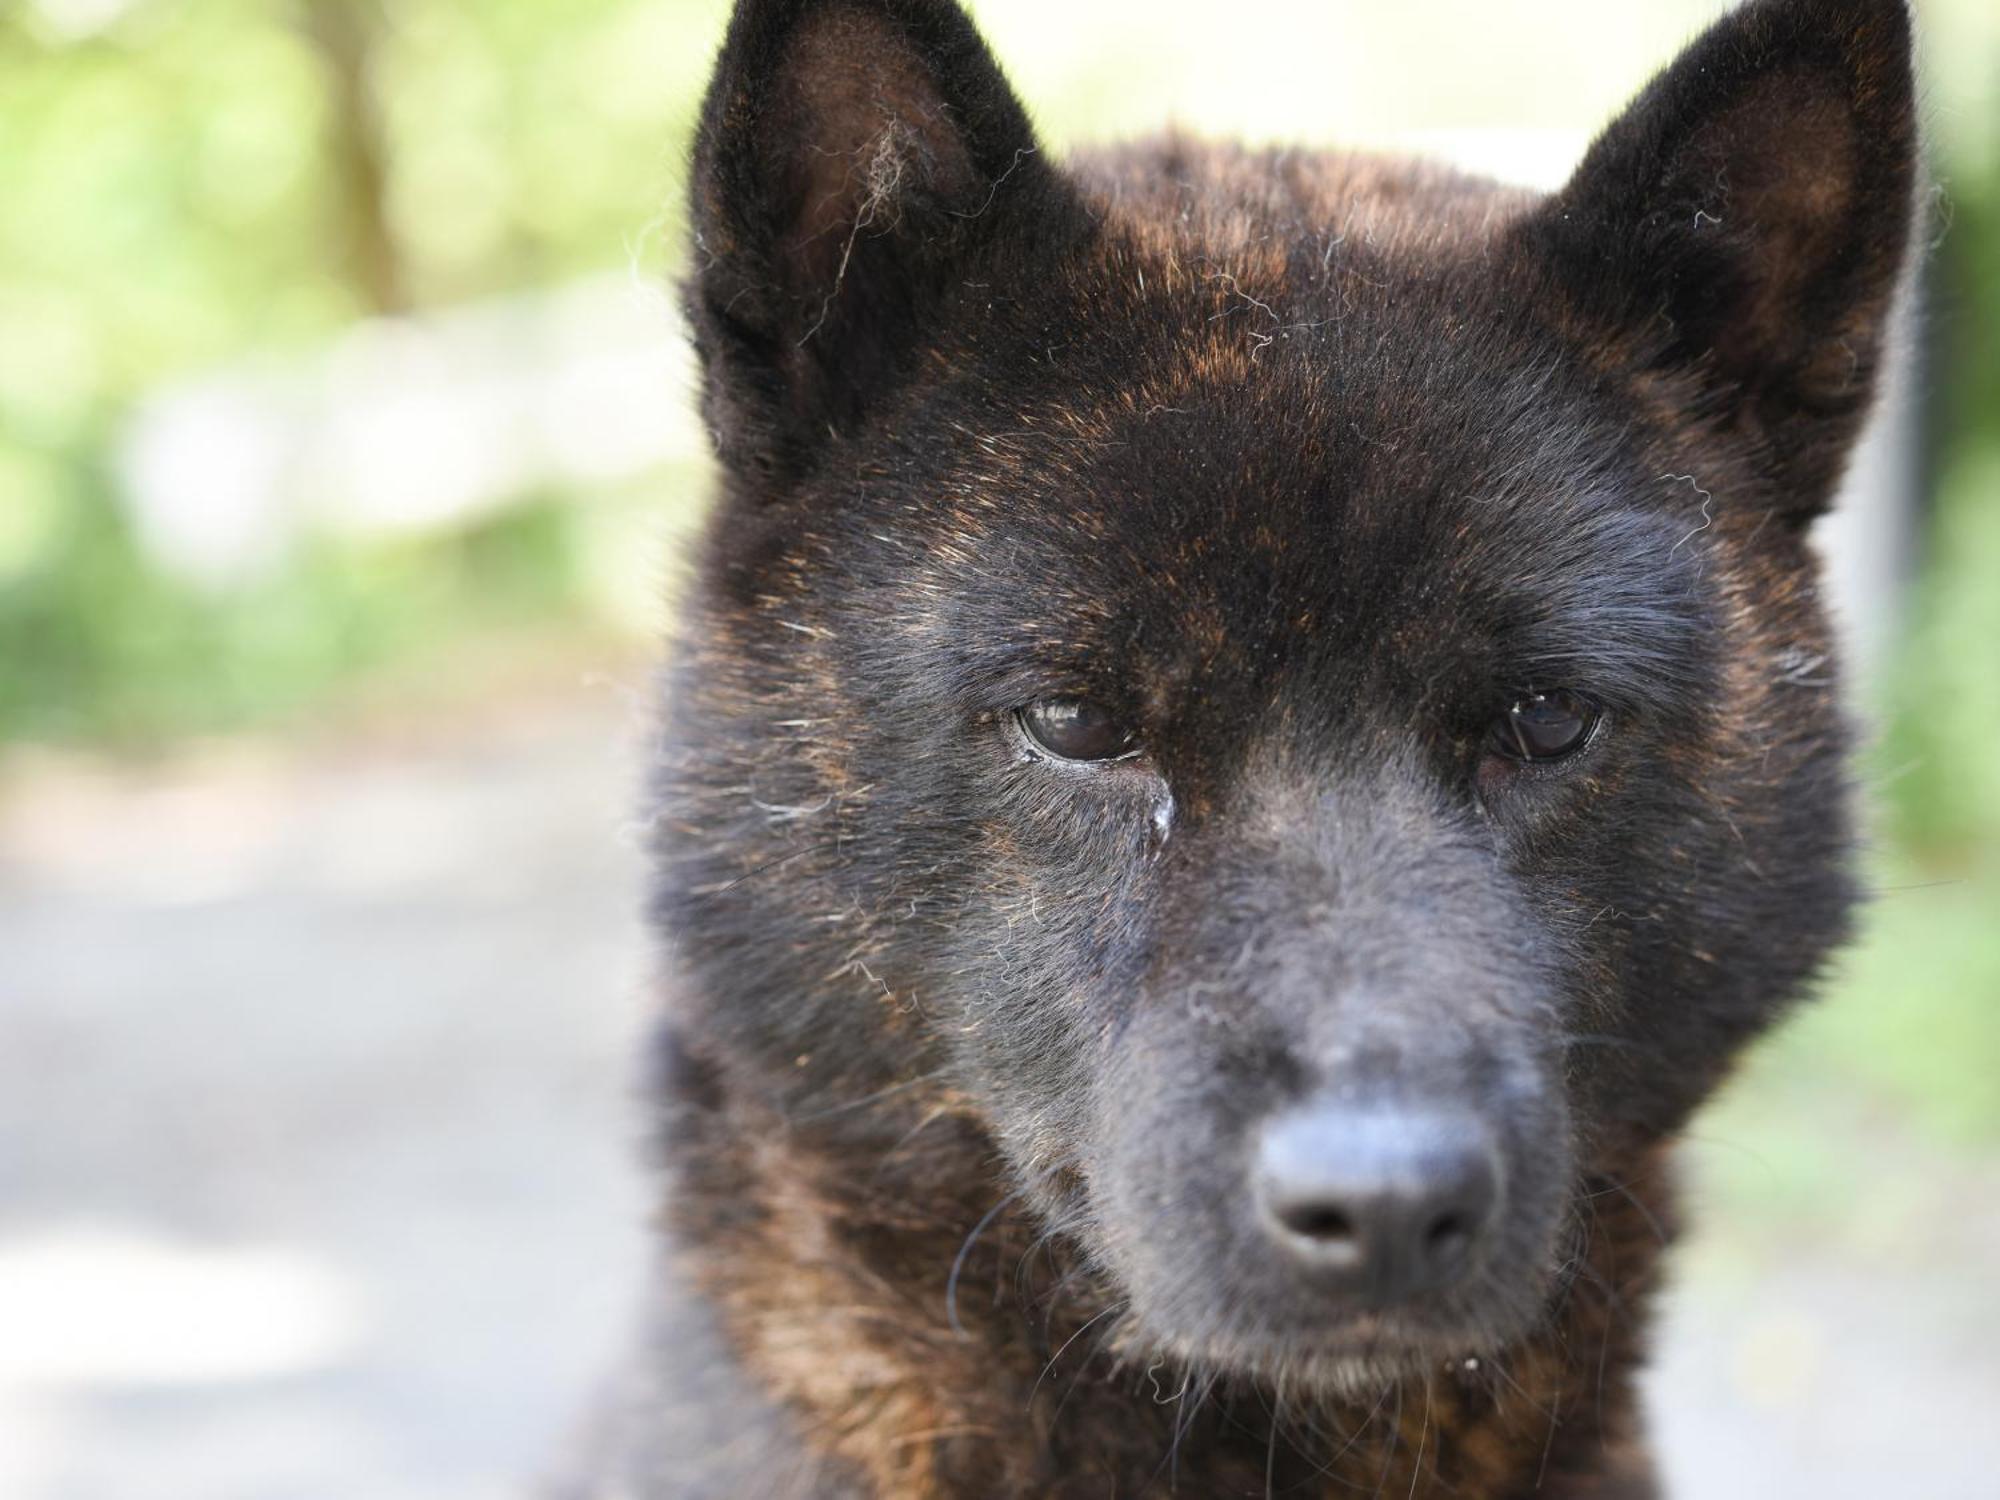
[2,684,1995,1498]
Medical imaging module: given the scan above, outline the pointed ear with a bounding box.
[1518,0,1920,522]
[685,0,1068,482]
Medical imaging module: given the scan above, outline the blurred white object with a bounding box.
[0,1228,364,1386]
[117,274,701,587]
[22,0,137,44]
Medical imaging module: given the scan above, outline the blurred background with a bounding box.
[1,1,1995,1495]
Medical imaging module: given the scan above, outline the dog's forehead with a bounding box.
[879,355,1705,729]
[912,325,1655,630]
[917,160,1626,584]
[843,161,1714,703]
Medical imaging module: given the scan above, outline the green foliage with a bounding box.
[0,0,723,741]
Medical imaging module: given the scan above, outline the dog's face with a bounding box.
[663,0,1915,1389]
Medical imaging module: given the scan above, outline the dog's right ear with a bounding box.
[686,0,1069,483]
[1516,0,1919,523]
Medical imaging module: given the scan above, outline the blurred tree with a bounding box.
[300,0,406,313]
[0,0,720,740]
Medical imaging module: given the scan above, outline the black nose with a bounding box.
[1253,1102,1502,1302]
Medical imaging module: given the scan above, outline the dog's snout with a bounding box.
[1253,1102,1502,1302]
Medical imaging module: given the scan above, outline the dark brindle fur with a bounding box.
[565,1,1920,1494]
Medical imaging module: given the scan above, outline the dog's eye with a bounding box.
[1018,700,1137,762]
[1494,689,1599,762]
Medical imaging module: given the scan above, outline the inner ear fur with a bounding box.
[770,8,979,290]
[687,0,1070,482]
[1519,0,1920,520]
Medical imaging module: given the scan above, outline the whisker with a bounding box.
[787,1068,949,1124]
[945,1187,1025,1337]
[681,839,836,909]
[1583,1169,1671,1248]
[1370,1380,1404,1500]
[1029,1300,1126,1408]
[1405,1377,1432,1500]
[1265,1378,1284,1500]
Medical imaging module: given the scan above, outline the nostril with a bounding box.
[1422,1209,1474,1266]
[1276,1201,1354,1243]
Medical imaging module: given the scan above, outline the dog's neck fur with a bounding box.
[666,1071,1670,1500]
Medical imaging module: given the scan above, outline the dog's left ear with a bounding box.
[1520,0,1919,522]
[685,0,1074,487]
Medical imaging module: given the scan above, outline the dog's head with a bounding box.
[661,0,1918,1389]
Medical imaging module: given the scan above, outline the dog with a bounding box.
[565,0,1919,1493]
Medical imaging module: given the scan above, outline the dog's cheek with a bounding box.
[929,775,1167,1175]
[1525,718,1851,1151]
[1079,1018,1249,1343]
